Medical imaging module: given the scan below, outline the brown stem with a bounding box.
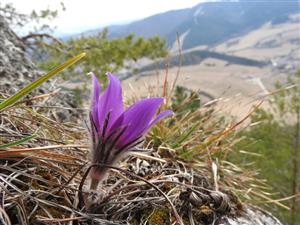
[21,33,64,45]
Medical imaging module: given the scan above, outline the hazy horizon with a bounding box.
[2,0,206,36]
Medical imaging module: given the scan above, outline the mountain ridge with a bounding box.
[104,0,299,50]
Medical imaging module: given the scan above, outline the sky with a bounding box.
[3,0,204,36]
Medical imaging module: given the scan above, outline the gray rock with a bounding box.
[223,206,283,225]
[0,14,37,93]
[0,14,81,121]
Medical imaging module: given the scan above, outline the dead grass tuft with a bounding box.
[0,72,284,224]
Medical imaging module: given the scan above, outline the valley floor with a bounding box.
[123,59,287,121]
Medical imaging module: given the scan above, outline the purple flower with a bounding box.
[89,72,173,187]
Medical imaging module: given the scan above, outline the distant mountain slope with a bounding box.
[108,8,191,38]
[106,0,299,50]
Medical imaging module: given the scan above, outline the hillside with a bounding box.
[73,0,300,74]
[64,0,299,118]
[105,0,299,50]
[105,0,299,74]
[212,16,300,73]
[143,15,300,74]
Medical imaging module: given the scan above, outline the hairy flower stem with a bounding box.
[90,178,100,190]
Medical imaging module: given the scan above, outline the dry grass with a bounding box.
[0,72,284,225]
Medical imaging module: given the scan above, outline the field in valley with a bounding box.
[123,60,284,120]
[123,18,299,120]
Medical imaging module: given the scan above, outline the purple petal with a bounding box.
[92,73,101,105]
[147,110,173,129]
[111,98,164,147]
[97,73,123,133]
[91,73,101,128]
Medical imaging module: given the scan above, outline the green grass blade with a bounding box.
[172,122,200,149]
[0,52,86,111]
[0,134,37,149]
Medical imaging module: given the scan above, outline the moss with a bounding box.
[148,208,170,225]
[132,208,171,225]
